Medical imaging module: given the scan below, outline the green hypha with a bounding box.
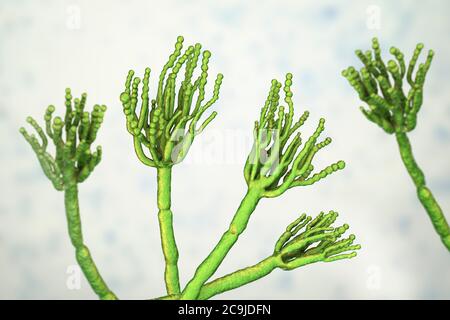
[20,89,116,299]
[119,36,223,295]
[180,73,358,300]
[342,38,450,251]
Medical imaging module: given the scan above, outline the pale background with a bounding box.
[1,0,449,299]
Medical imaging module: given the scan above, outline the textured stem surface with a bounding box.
[181,188,261,299]
[198,256,278,300]
[396,132,450,250]
[64,181,117,299]
[157,167,181,294]
[156,257,276,300]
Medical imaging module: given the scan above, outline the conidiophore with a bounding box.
[119,36,224,295]
[20,90,116,299]
[342,38,450,251]
[180,73,358,300]
[21,36,360,300]
[120,37,359,300]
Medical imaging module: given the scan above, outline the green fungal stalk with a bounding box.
[159,210,359,300]
[119,36,223,295]
[180,73,353,300]
[20,89,116,299]
[197,210,359,300]
[22,37,360,300]
[118,37,358,300]
[342,38,450,251]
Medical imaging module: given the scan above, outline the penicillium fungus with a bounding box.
[274,211,359,268]
[192,210,359,300]
[343,38,450,251]
[22,37,360,300]
[20,89,116,300]
[180,73,355,300]
[243,74,346,197]
[119,36,224,296]
[20,89,106,190]
[342,38,433,134]
[119,36,223,168]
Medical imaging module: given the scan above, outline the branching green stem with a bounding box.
[159,210,359,300]
[22,37,361,300]
[181,74,348,299]
[181,187,262,299]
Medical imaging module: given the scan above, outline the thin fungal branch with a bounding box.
[181,74,350,300]
[343,38,449,251]
[21,37,362,300]
[197,210,359,300]
[119,36,224,296]
[156,210,360,300]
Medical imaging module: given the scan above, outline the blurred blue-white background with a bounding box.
[1,0,449,299]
